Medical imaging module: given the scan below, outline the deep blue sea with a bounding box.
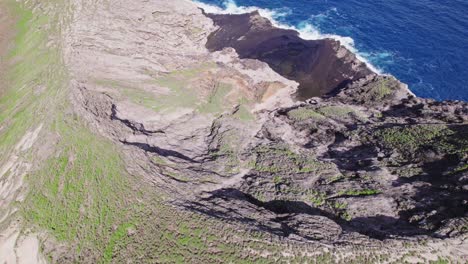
[195,0,468,101]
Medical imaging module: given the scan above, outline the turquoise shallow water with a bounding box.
[197,0,468,101]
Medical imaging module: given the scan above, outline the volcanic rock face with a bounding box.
[205,11,373,99]
[187,74,468,243]
[198,10,468,245]
[1,0,467,262]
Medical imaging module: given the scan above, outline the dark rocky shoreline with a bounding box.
[204,10,373,99]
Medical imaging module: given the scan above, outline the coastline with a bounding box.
[194,0,468,102]
[193,1,426,100]
[192,0,382,74]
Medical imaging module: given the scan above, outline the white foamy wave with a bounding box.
[193,0,383,74]
[194,0,293,26]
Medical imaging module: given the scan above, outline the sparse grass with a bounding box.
[338,189,381,197]
[255,165,282,173]
[197,82,232,114]
[374,124,454,155]
[252,145,336,176]
[331,201,352,221]
[393,166,423,178]
[164,171,191,183]
[430,257,449,264]
[0,2,53,157]
[325,174,345,184]
[151,155,168,166]
[96,65,255,117]
[341,212,352,221]
[332,201,348,210]
[25,117,134,258]
[110,201,298,263]
[318,106,355,117]
[211,130,243,174]
[5,2,139,262]
[304,190,353,220]
[103,222,136,263]
[374,79,393,100]
[170,62,216,78]
[318,105,368,122]
[94,78,184,112]
[152,64,239,115]
[234,104,255,121]
[451,163,468,174]
[288,108,325,121]
[308,191,327,207]
[273,175,283,185]
[151,75,200,112]
[361,78,394,101]
[297,159,335,174]
[96,63,235,115]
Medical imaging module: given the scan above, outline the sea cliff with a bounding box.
[0,0,466,262]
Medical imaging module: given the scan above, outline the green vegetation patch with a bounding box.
[97,64,256,118]
[96,62,233,114]
[273,175,284,185]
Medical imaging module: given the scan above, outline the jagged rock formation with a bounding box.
[0,0,467,263]
[189,74,468,243]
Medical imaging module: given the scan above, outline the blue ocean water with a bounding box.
[196,0,468,101]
